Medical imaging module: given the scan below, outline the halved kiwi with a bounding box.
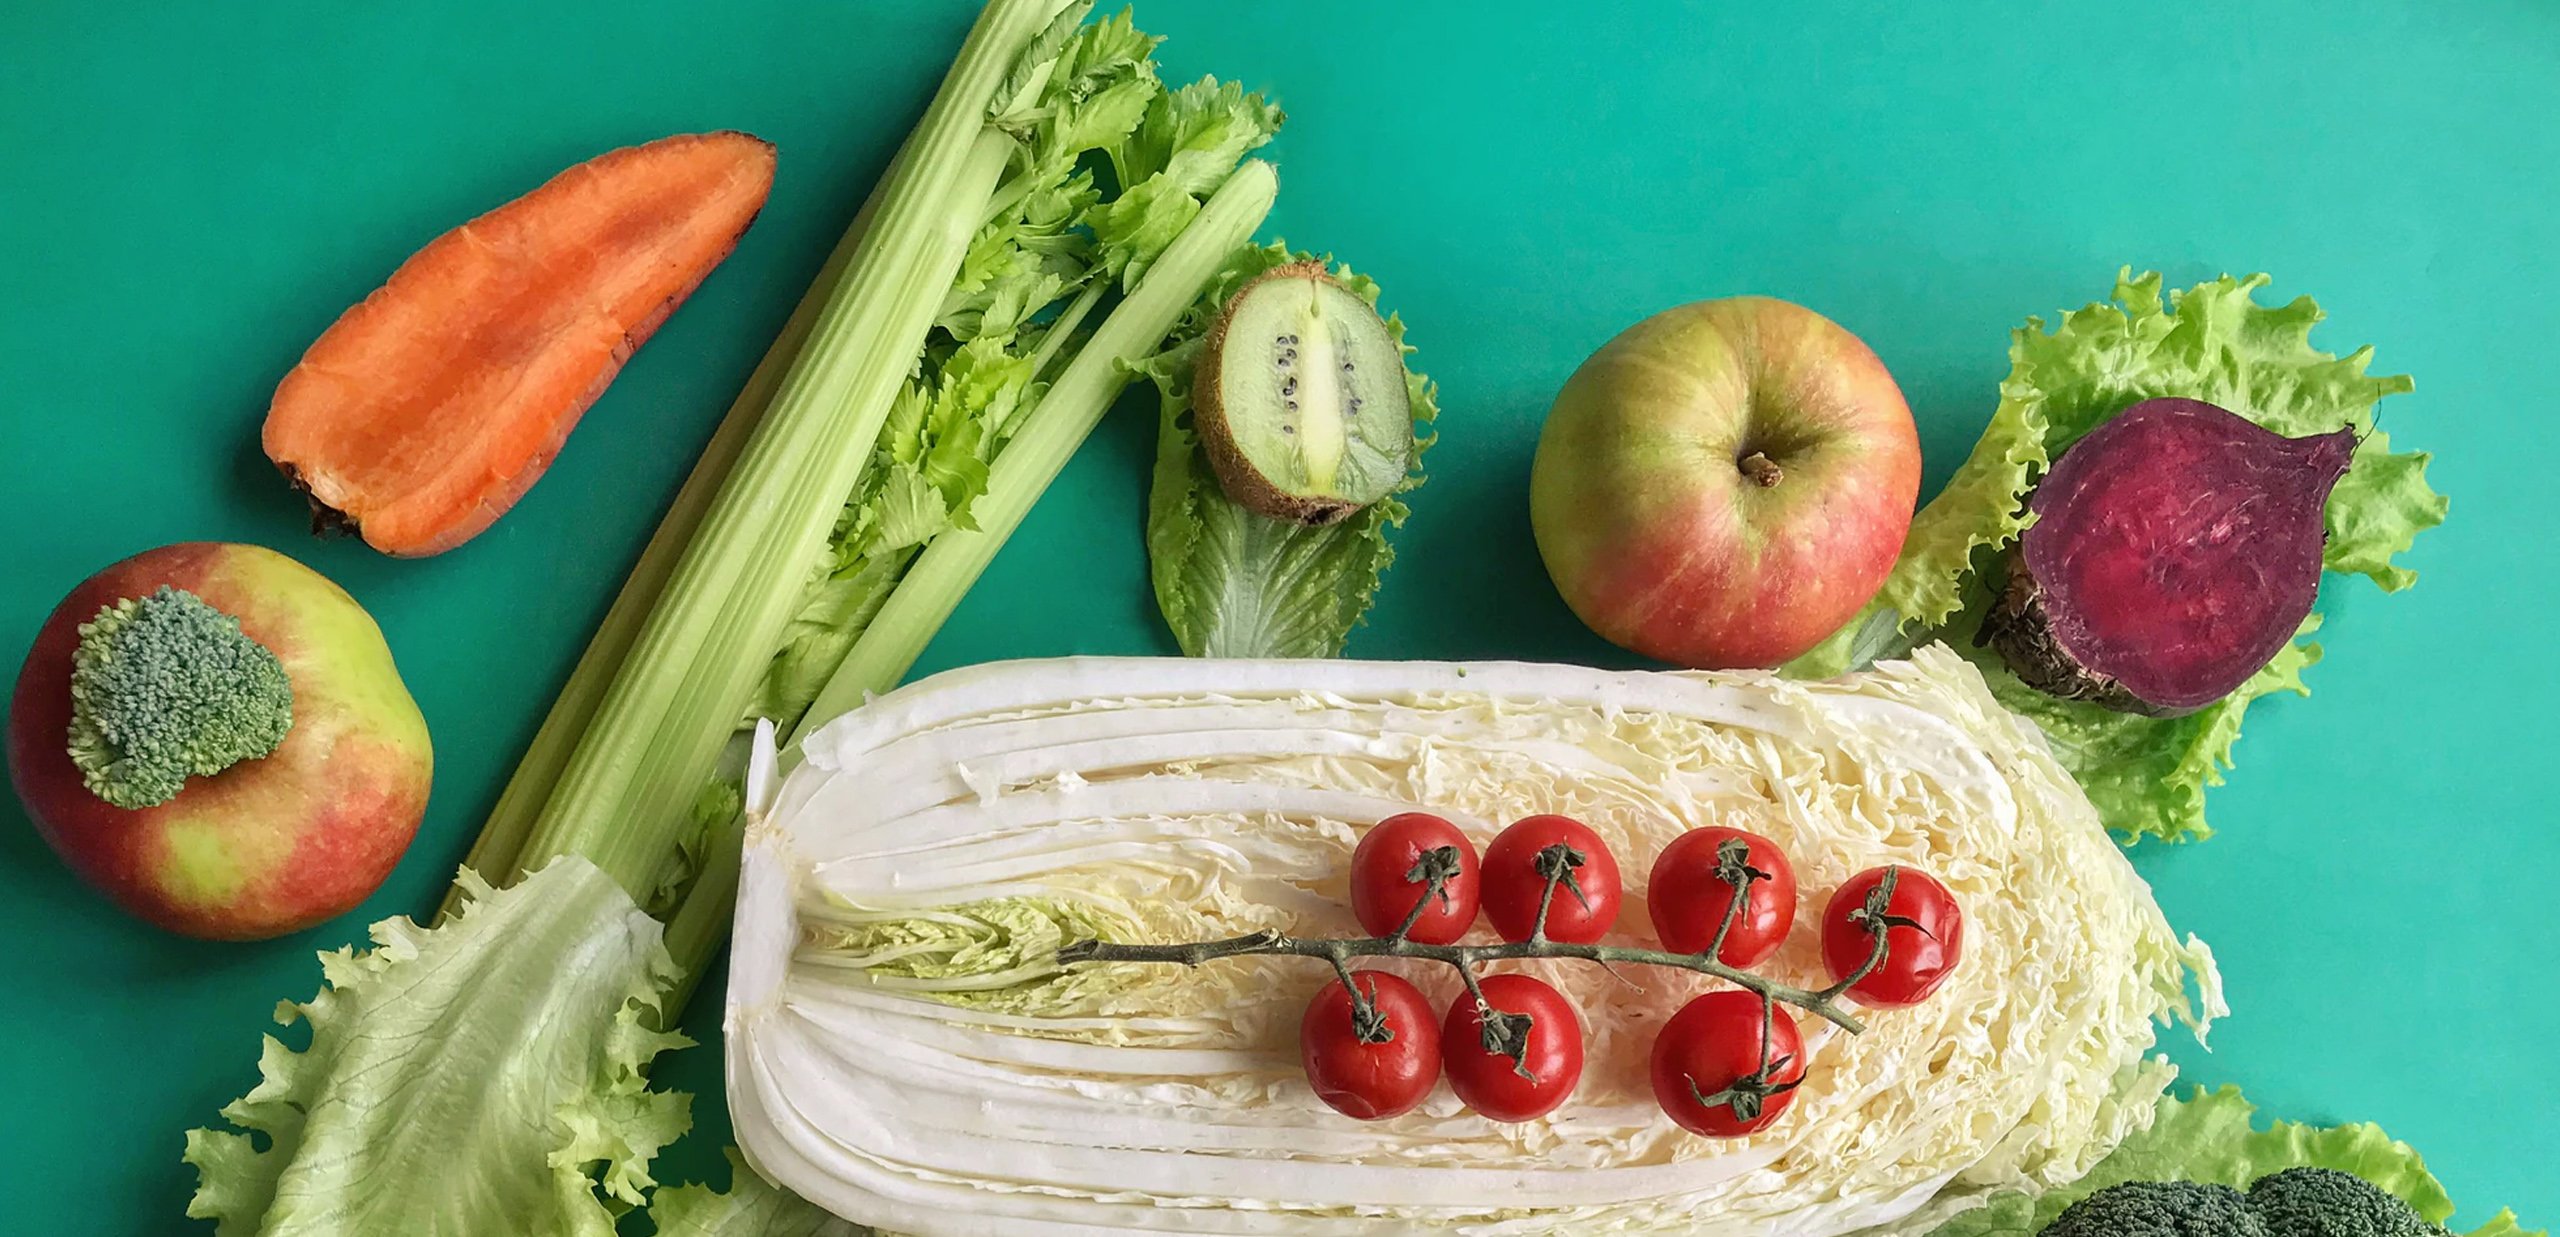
[1195,261,1413,525]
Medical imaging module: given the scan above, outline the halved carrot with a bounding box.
[262,131,778,557]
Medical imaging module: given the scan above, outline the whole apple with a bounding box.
[7,542,431,939]
[1531,297,1920,669]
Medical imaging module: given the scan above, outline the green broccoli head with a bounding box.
[66,586,293,809]
[2034,1168,2456,1237]
[2043,1181,2271,1237]
[2246,1167,2451,1237]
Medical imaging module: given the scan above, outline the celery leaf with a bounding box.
[1097,77,1282,286]
[1111,77,1289,199]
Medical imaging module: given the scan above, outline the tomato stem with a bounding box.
[1702,837,1768,963]
[1387,844,1462,942]
[1525,842,1590,944]
[1320,950,1398,1045]
[1815,864,1909,1002]
[1681,988,1805,1122]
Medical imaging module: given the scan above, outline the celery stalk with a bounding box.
[503,0,1076,899]
[650,160,1280,1014]
[793,159,1281,733]
[438,153,899,924]
[656,161,1280,1007]
[661,812,744,1011]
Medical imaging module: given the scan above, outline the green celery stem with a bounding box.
[791,159,1283,738]
[506,0,1074,900]
[437,145,904,924]
[1026,278,1108,382]
[666,160,1281,1007]
[662,813,745,1011]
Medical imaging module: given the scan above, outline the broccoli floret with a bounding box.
[2041,1181,2270,1237]
[2031,1169,2455,1237]
[2247,1167,2451,1237]
[66,586,293,809]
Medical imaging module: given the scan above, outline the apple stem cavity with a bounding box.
[1738,451,1785,488]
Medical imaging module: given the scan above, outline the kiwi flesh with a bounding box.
[1194,261,1413,525]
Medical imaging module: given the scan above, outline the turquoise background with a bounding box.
[4,1,2553,1230]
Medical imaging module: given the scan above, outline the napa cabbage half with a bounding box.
[725,648,2220,1235]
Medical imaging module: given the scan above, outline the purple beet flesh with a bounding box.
[1981,397,2357,717]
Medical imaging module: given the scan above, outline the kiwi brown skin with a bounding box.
[1193,260,1364,527]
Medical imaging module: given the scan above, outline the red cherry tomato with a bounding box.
[1301,971,1441,1120]
[1819,865,1964,1006]
[1349,812,1482,944]
[1441,973,1584,1121]
[1647,826,1798,966]
[1651,989,1808,1137]
[1481,815,1621,944]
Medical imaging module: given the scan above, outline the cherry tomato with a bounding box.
[1481,815,1621,944]
[1301,971,1441,1120]
[1647,826,1798,966]
[1441,973,1584,1121]
[1819,865,1964,1006]
[1651,989,1808,1137]
[1349,812,1481,944]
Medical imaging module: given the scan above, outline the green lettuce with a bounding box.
[649,1150,868,1237]
[1141,243,1439,657]
[749,12,1283,730]
[1922,1087,2539,1237]
[1786,271,2446,841]
[185,858,690,1237]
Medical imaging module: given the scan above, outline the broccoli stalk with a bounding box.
[66,586,292,808]
[2041,1167,2454,1237]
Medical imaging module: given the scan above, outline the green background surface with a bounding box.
[4,1,2554,1231]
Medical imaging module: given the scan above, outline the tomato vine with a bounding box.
[1059,834,1923,1114]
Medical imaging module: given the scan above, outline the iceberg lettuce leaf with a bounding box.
[185,858,690,1237]
[649,1150,869,1237]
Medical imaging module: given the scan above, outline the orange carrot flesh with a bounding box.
[261,131,778,557]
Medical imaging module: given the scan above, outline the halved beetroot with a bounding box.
[1981,397,2356,716]
[262,131,777,557]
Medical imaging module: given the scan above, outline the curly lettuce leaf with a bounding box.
[1783,395,2043,678]
[1922,1087,2538,1237]
[649,1150,868,1237]
[1786,271,2445,842]
[184,858,691,1237]
[1140,243,1438,658]
[1965,619,2320,843]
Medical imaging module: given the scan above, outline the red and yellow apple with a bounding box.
[7,542,431,939]
[1531,297,1921,669]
